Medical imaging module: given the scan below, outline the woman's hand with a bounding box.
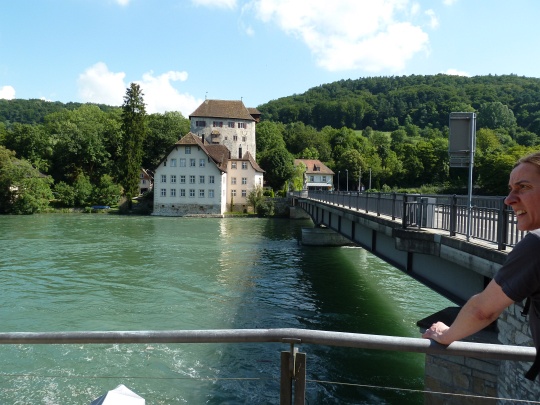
[422,321,451,345]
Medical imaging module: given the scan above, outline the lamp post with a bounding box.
[346,169,348,192]
[369,168,372,190]
[337,171,340,192]
[359,168,362,191]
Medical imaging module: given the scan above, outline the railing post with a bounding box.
[402,193,408,229]
[497,197,508,251]
[377,192,381,216]
[450,194,457,237]
[280,339,305,405]
[391,192,396,220]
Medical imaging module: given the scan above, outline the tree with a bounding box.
[144,111,189,169]
[258,147,295,190]
[477,102,517,130]
[246,185,265,214]
[119,83,147,209]
[0,145,53,214]
[255,121,286,155]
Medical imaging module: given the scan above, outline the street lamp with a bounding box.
[346,169,349,192]
[369,168,372,190]
[337,171,340,192]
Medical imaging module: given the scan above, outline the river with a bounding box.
[0,214,452,404]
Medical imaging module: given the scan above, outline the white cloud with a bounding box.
[248,0,431,72]
[191,0,237,9]
[425,9,439,29]
[444,68,470,77]
[78,62,127,106]
[77,62,202,116]
[0,85,16,100]
[136,70,202,115]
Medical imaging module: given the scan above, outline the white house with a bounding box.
[153,100,264,216]
[294,159,334,191]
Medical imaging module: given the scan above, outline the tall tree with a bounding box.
[119,83,147,209]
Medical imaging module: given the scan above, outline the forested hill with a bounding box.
[257,74,540,134]
[0,99,118,125]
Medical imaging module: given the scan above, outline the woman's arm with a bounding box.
[422,279,514,345]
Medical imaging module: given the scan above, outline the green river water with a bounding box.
[0,214,452,404]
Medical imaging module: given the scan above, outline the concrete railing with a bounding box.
[0,328,536,404]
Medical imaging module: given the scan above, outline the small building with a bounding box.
[138,169,153,195]
[294,159,334,191]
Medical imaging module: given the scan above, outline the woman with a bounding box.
[422,151,540,380]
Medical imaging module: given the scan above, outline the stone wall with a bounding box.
[152,203,223,217]
[496,305,540,403]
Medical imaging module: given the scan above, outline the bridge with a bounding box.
[291,190,539,402]
[291,190,522,305]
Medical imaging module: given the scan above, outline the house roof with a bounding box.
[189,99,255,121]
[156,132,229,172]
[243,151,265,173]
[294,159,335,175]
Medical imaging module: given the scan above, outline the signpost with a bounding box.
[449,112,476,241]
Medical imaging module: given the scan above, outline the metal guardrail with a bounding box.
[0,328,536,404]
[296,191,525,250]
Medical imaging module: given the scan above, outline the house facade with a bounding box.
[153,100,264,216]
[294,159,334,191]
[190,99,257,160]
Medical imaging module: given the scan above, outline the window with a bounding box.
[180,158,186,167]
[199,175,205,184]
[171,175,177,183]
[213,121,223,127]
[209,175,215,184]
[242,162,248,170]
[231,177,237,185]
[242,136,246,142]
[231,162,237,169]
[180,175,186,184]
[185,146,191,154]
[238,122,247,129]
[228,121,235,128]
[322,176,327,182]
[199,189,205,198]
[170,159,177,167]
[189,189,195,197]
[190,159,196,167]
[242,177,247,185]
[209,189,214,198]
[310,176,315,182]
[196,121,206,127]
[199,159,205,167]
[161,175,167,183]
[170,189,176,197]
[242,190,247,197]
[180,189,186,197]
[160,188,166,197]
[189,175,196,184]
[233,135,238,141]
[231,190,237,197]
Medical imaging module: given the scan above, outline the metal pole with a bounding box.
[337,171,340,192]
[369,168,372,190]
[466,114,476,241]
[346,169,348,192]
[358,168,361,191]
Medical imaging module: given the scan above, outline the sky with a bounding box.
[1,0,540,118]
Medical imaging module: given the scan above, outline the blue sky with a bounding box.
[1,0,540,117]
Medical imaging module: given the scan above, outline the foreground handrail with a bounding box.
[0,328,535,362]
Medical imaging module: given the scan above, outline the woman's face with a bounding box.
[505,162,540,231]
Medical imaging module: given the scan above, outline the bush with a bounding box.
[256,199,275,217]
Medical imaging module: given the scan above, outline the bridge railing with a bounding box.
[0,328,535,404]
[295,191,525,250]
